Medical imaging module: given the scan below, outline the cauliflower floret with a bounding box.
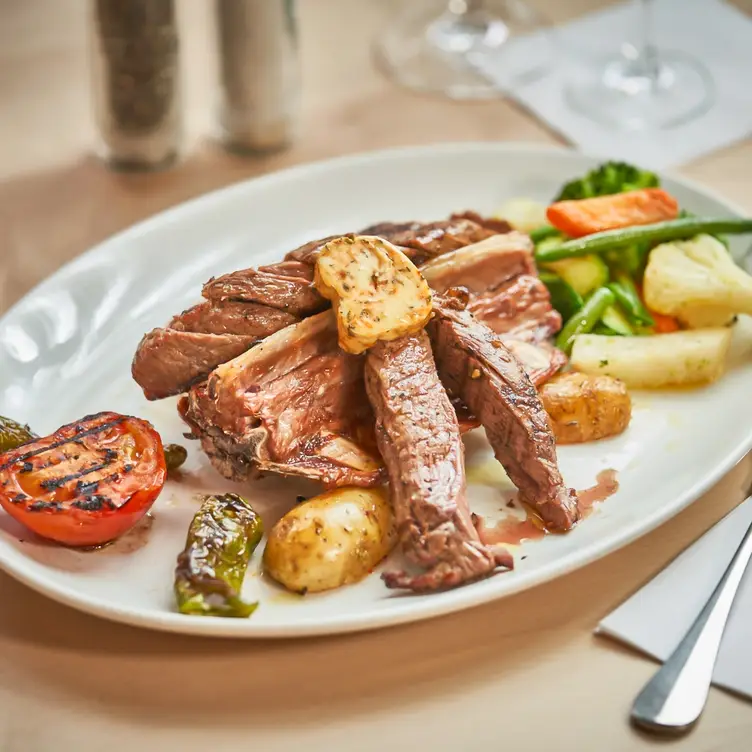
[643,234,752,328]
[496,198,547,234]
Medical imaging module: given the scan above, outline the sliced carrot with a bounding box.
[546,188,679,238]
[650,310,681,333]
[633,280,681,334]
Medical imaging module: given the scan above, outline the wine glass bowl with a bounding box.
[374,0,552,100]
[564,0,715,131]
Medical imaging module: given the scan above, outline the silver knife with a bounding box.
[630,514,752,734]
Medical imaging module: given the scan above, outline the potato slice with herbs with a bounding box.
[314,235,433,354]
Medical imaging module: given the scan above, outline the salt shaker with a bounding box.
[89,0,182,170]
[214,0,300,154]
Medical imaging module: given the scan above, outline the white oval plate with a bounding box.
[1,143,751,638]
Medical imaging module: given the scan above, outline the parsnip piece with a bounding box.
[314,235,433,354]
[570,329,732,389]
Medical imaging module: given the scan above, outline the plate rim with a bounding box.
[1,141,750,638]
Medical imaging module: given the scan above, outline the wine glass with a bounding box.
[374,0,552,100]
[565,0,714,130]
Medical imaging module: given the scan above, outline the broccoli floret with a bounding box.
[554,161,660,202]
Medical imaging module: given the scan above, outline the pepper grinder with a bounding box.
[89,0,183,170]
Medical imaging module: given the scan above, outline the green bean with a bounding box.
[539,271,583,321]
[555,287,615,355]
[608,273,654,327]
[535,217,752,263]
[529,224,561,244]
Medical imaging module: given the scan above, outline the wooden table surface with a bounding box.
[1,0,751,749]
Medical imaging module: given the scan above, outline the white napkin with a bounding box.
[596,496,752,701]
[472,0,752,168]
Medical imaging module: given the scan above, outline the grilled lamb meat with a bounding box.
[421,235,566,385]
[364,332,513,591]
[133,300,300,401]
[429,295,579,531]
[359,214,504,266]
[132,215,524,401]
[181,312,383,487]
[133,329,259,402]
[202,262,327,317]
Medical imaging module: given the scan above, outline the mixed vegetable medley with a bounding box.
[0,160,751,618]
[498,161,752,389]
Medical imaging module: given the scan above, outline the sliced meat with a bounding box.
[202,267,326,317]
[503,340,568,388]
[283,235,346,264]
[364,332,512,592]
[170,300,298,337]
[359,217,501,266]
[132,216,543,402]
[132,328,257,401]
[467,275,562,342]
[421,232,536,295]
[421,235,565,385]
[182,312,383,488]
[429,298,579,531]
[449,210,513,235]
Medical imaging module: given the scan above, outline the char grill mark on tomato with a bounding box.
[0,411,166,547]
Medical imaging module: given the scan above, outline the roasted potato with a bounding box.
[539,371,631,444]
[570,329,732,388]
[263,487,395,594]
[314,235,432,354]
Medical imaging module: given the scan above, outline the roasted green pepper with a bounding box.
[163,443,187,473]
[175,493,263,618]
[0,416,36,454]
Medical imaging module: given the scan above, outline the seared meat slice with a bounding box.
[429,297,579,531]
[182,312,383,487]
[420,232,559,340]
[132,329,258,401]
[132,217,525,401]
[468,275,562,342]
[202,266,326,317]
[132,301,298,400]
[365,332,512,592]
[359,216,502,266]
[502,340,568,389]
[450,210,513,235]
[170,300,298,336]
[422,235,566,386]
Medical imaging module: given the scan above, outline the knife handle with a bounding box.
[630,519,752,735]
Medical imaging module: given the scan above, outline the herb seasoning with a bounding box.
[89,0,182,170]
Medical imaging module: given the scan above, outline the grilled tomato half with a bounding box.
[0,411,166,547]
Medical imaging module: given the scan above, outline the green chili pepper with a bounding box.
[175,493,263,618]
[607,273,654,327]
[535,217,752,263]
[539,271,584,322]
[0,416,36,454]
[555,287,615,355]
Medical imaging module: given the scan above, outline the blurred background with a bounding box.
[1,0,750,313]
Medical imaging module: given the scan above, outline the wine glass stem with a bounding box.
[637,0,660,82]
